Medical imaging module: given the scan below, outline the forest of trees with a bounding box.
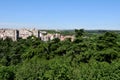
[1,29,120,80]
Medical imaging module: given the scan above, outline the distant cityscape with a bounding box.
[0,28,75,41]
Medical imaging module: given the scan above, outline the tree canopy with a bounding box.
[0,29,120,80]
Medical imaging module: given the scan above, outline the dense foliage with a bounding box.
[0,29,120,80]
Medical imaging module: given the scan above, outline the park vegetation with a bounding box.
[0,29,120,80]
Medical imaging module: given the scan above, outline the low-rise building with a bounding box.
[60,35,75,41]
[0,29,17,41]
[0,28,74,41]
[19,28,38,39]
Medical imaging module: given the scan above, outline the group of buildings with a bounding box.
[0,28,74,41]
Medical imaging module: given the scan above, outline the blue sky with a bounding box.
[0,0,120,30]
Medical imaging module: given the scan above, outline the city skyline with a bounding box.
[0,0,120,30]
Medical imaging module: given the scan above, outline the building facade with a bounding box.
[0,28,74,41]
[19,28,38,39]
[0,29,17,41]
[0,28,39,40]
